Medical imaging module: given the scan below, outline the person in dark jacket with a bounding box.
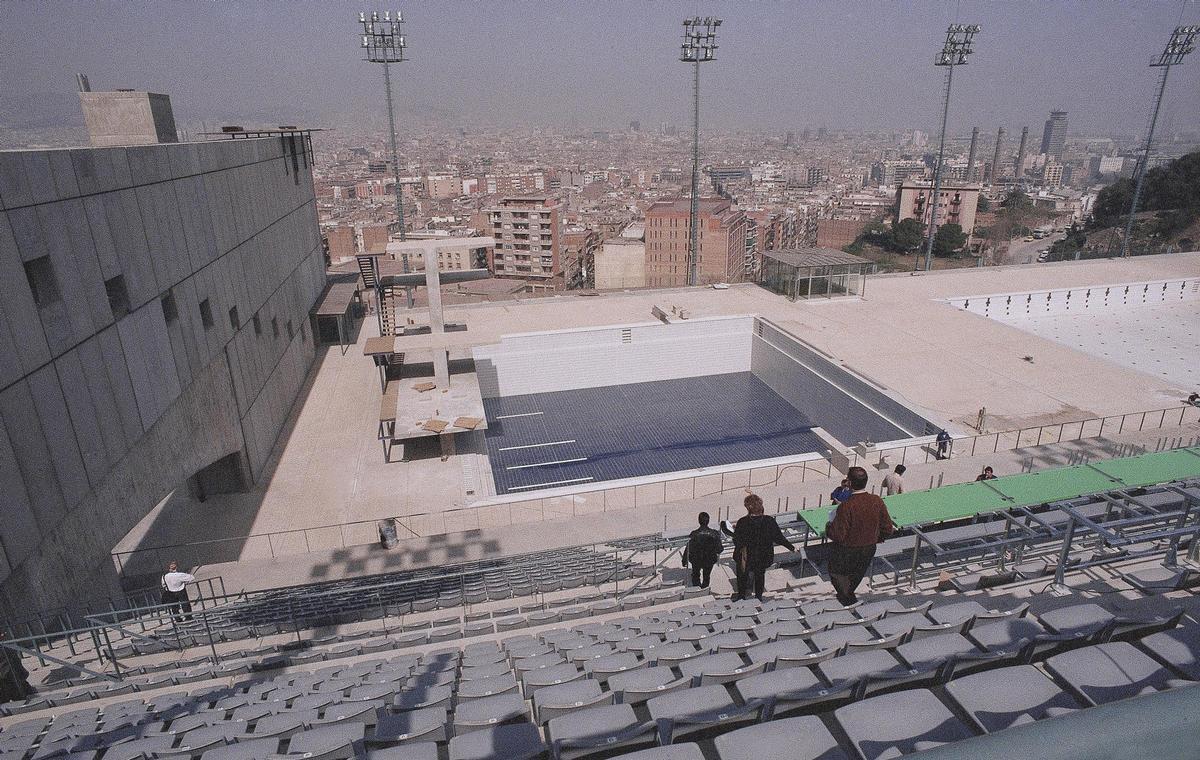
[0,632,32,702]
[720,494,795,601]
[826,466,895,606]
[681,512,723,589]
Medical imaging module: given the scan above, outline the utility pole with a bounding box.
[680,17,721,286]
[921,24,980,272]
[1121,25,1198,258]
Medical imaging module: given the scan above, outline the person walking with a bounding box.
[0,632,32,702]
[975,466,997,481]
[936,429,952,459]
[882,464,906,495]
[681,512,723,589]
[160,561,196,622]
[720,494,795,602]
[826,466,895,606]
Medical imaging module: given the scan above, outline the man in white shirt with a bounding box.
[160,561,195,622]
[882,464,906,496]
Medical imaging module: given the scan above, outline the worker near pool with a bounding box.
[681,512,723,589]
[827,466,896,606]
[720,494,796,601]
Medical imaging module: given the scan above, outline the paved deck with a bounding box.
[115,254,1200,583]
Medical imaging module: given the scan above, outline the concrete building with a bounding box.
[387,236,494,273]
[79,90,178,147]
[1040,110,1068,161]
[595,238,646,290]
[1042,162,1064,189]
[816,218,870,249]
[0,135,325,616]
[361,223,390,255]
[424,175,462,199]
[486,195,562,280]
[896,181,981,236]
[562,228,600,289]
[644,198,748,287]
[324,226,356,263]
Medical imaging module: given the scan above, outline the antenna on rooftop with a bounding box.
[919,23,980,272]
[360,10,414,307]
[680,16,721,286]
[1120,24,1198,258]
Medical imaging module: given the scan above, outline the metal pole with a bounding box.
[687,57,701,286]
[923,65,955,271]
[381,59,414,309]
[1122,66,1170,258]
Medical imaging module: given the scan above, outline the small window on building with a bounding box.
[23,255,61,307]
[104,274,130,319]
[199,298,214,329]
[161,291,178,323]
[271,316,280,339]
[252,313,262,336]
[228,305,240,330]
[286,319,294,340]
[300,322,307,343]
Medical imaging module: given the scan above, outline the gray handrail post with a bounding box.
[377,591,388,635]
[100,625,122,677]
[200,611,220,665]
[1054,519,1077,587]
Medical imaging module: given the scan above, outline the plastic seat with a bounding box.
[967,618,1054,653]
[734,666,849,715]
[896,633,993,672]
[547,704,658,760]
[392,683,453,712]
[252,712,312,739]
[609,743,704,759]
[583,653,645,682]
[198,738,280,760]
[648,642,701,668]
[452,692,529,735]
[943,664,1081,733]
[608,666,690,705]
[647,684,765,742]
[1044,642,1188,706]
[1037,604,1116,638]
[679,652,765,686]
[448,722,547,760]
[370,707,448,746]
[458,674,520,700]
[285,723,366,760]
[523,663,584,695]
[833,689,975,759]
[713,715,850,760]
[1139,624,1200,679]
[533,679,613,725]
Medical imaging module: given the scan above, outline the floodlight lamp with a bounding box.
[359,12,366,22]
[362,35,369,47]
[371,11,379,21]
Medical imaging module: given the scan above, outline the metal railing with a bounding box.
[851,403,1200,469]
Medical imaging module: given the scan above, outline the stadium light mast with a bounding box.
[360,11,413,307]
[920,24,980,272]
[680,16,721,286]
[1121,25,1198,258]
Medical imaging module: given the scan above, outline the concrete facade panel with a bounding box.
[27,364,92,506]
[0,379,67,532]
[0,427,41,570]
[0,213,50,379]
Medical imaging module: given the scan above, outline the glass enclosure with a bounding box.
[759,251,872,301]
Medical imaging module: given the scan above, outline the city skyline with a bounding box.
[2,1,1197,139]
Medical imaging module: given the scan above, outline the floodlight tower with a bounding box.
[1121,25,1198,257]
[920,24,980,272]
[680,16,721,286]
[360,10,412,306]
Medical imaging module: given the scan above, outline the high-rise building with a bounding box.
[1015,126,1030,178]
[1042,161,1064,188]
[965,127,980,182]
[988,127,1006,183]
[0,133,324,615]
[1040,110,1068,161]
[896,181,981,236]
[644,198,747,287]
[486,195,562,280]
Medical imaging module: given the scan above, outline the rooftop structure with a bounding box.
[77,88,178,147]
[759,248,873,301]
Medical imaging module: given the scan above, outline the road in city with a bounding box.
[1005,231,1066,264]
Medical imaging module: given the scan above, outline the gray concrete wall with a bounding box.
[0,136,324,618]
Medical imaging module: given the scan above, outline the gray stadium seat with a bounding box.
[286,723,366,760]
[533,679,614,724]
[895,633,992,673]
[458,673,520,700]
[98,736,177,760]
[608,666,690,704]
[452,692,529,735]
[943,664,1081,733]
[833,689,975,759]
[392,683,454,712]
[928,600,1027,626]
[547,703,659,760]
[1044,642,1190,706]
[967,618,1055,654]
[448,722,548,760]
[646,684,765,742]
[678,652,764,685]
[364,742,439,760]
[1037,604,1115,638]
[584,653,645,682]
[1139,624,1200,679]
[198,740,284,760]
[371,706,449,746]
[734,666,850,715]
[608,743,705,759]
[713,715,850,760]
[523,663,584,695]
[648,642,702,668]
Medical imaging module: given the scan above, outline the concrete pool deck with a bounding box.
[114,254,1200,578]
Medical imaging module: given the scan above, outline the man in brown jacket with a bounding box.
[826,466,895,606]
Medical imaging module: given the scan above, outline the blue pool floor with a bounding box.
[483,372,832,495]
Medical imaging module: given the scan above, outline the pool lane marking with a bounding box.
[495,411,544,419]
[497,439,576,452]
[508,476,595,491]
[505,457,588,471]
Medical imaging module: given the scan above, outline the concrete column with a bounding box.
[423,247,450,385]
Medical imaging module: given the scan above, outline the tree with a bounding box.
[890,218,924,253]
[977,195,992,213]
[932,223,968,257]
[1000,190,1033,211]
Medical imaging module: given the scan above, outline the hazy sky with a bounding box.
[3,0,1198,136]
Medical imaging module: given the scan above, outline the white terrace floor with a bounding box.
[116,254,1200,580]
